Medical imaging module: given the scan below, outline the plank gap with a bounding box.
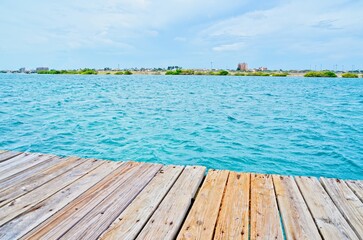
[293,176,325,240]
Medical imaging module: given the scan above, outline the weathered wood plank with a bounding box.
[250,174,283,240]
[0,151,22,163]
[295,176,358,240]
[60,163,162,240]
[0,153,37,174]
[0,156,65,190]
[214,172,250,240]
[177,170,229,240]
[0,161,122,240]
[100,165,184,240]
[273,175,321,240]
[0,159,103,226]
[346,180,363,202]
[321,177,363,238]
[22,162,148,240]
[0,157,85,207]
[0,153,54,181]
[136,166,206,240]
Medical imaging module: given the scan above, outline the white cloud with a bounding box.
[213,42,246,52]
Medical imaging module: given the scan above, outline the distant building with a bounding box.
[257,67,268,71]
[19,67,26,73]
[36,67,49,71]
[237,63,248,71]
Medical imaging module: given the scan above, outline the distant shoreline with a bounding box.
[1,70,361,78]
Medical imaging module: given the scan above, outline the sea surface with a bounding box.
[0,74,362,179]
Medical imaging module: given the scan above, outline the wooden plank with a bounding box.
[0,157,85,207]
[295,176,358,240]
[60,163,162,240]
[100,165,184,240]
[0,152,37,173]
[0,151,22,163]
[0,156,65,190]
[22,162,149,239]
[272,175,321,240]
[0,153,55,181]
[346,180,363,202]
[177,170,229,240]
[0,161,122,240]
[136,166,206,240]
[214,172,250,240]
[0,158,103,226]
[321,178,363,238]
[250,174,283,240]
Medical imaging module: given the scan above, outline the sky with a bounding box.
[0,0,362,70]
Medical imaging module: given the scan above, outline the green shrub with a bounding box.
[165,69,183,75]
[114,71,123,75]
[271,72,288,77]
[194,72,205,75]
[180,69,195,75]
[304,71,337,77]
[123,70,133,75]
[342,72,358,78]
[246,72,270,76]
[216,70,229,75]
[80,68,97,75]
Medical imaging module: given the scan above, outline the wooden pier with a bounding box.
[0,150,362,239]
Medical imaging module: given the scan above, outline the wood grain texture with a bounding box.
[273,175,321,240]
[100,165,184,240]
[0,161,122,240]
[0,153,57,181]
[0,153,40,178]
[0,159,103,226]
[0,152,31,171]
[320,177,363,238]
[60,163,162,240]
[177,170,229,240]
[22,162,146,240]
[250,174,283,240]
[136,166,206,240]
[213,172,250,240]
[0,151,22,163]
[346,180,363,202]
[0,157,84,208]
[295,176,358,240]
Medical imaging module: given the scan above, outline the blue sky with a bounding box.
[0,0,362,70]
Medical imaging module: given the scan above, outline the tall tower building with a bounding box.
[237,62,248,71]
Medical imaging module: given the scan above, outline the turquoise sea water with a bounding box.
[0,74,362,179]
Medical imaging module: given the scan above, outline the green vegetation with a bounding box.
[341,72,358,78]
[165,69,195,75]
[165,69,183,75]
[37,68,97,75]
[114,70,133,75]
[165,69,230,76]
[80,69,97,74]
[246,72,270,76]
[234,72,245,76]
[304,71,337,78]
[271,72,288,77]
[216,70,229,75]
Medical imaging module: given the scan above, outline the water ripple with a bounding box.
[0,74,362,179]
